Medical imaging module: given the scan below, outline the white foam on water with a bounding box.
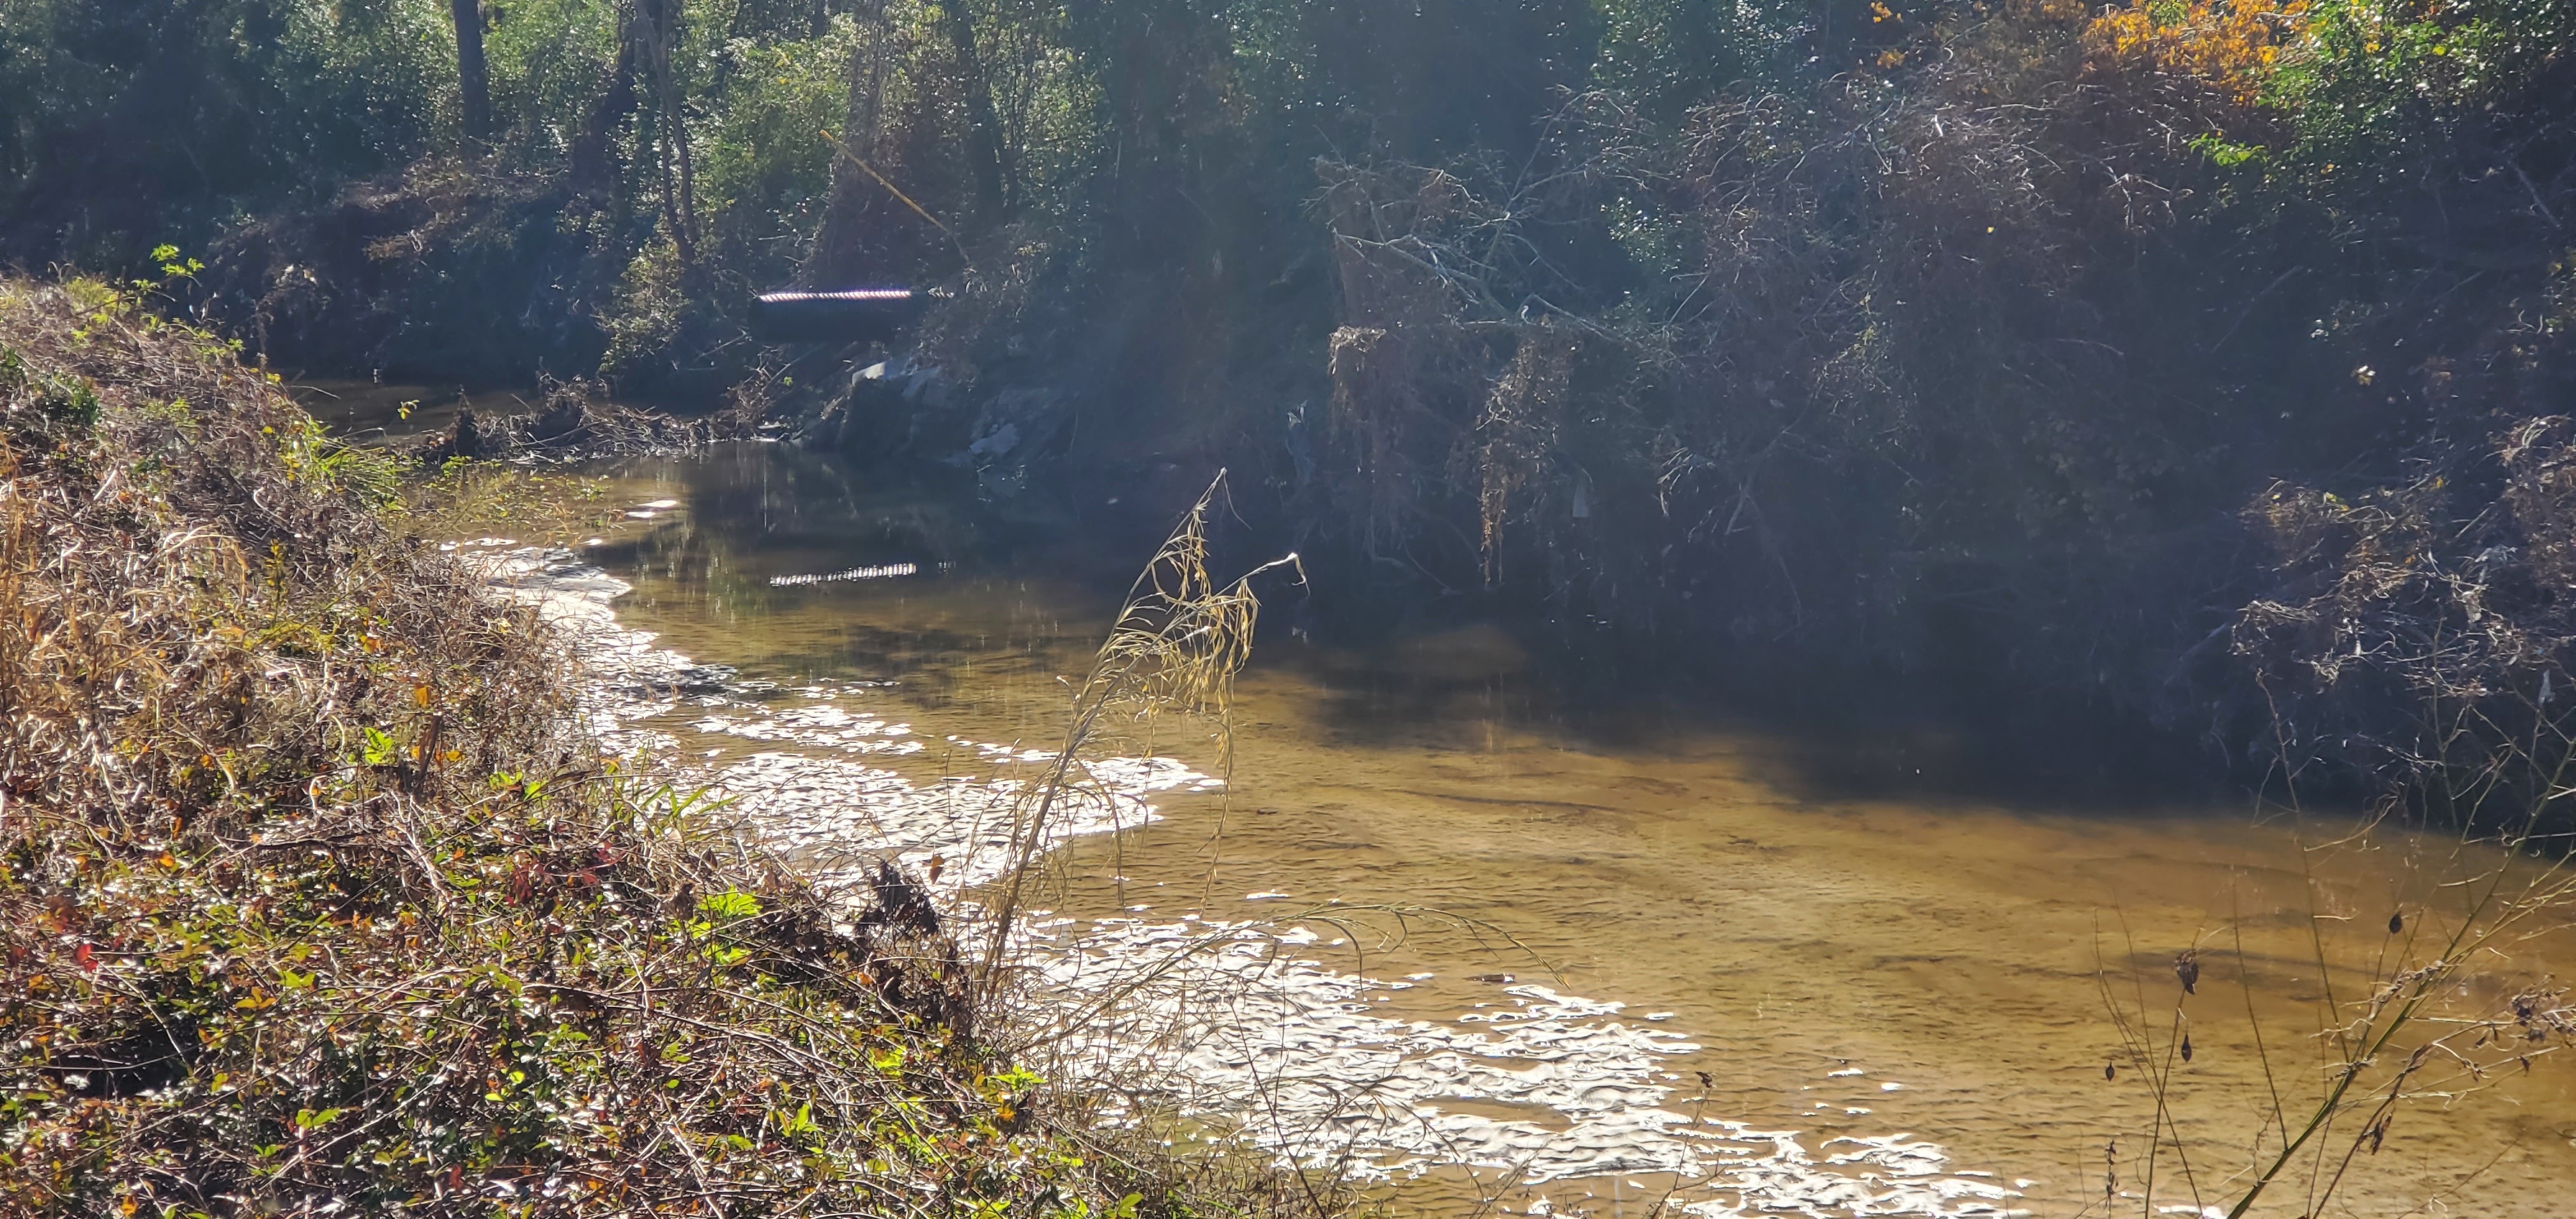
[1017,917,2023,1215]
[704,749,1163,891]
[473,547,687,745]
[689,703,926,756]
[480,544,2030,1218]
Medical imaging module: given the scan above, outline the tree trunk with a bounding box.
[569,4,639,192]
[640,0,697,264]
[450,0,493,142]
[939,0,1009,219]
[809,0,891,285]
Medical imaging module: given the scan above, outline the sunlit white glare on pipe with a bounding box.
[769,562,920,587]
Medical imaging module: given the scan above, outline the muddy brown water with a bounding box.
[359,407,2575,1216]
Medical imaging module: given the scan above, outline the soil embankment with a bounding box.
[0,277,1303,1216]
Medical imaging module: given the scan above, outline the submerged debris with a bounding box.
[415,376,743,464]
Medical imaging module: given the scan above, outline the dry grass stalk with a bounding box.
[2097,795,2575,1216]
[975,470,1302,990]
[2115,410,2576,1213]
[932,472,1604,1217]
[0,275,1300,1218]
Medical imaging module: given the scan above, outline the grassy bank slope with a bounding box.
[0,277,1261,1218]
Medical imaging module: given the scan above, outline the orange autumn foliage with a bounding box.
[2082,0,2312,106]
[2009,0,2096,22]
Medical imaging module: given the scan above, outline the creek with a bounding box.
[305,375,2575,1216]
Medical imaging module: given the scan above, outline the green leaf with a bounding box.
[2188,134,2263,167]
[696,889,761,920]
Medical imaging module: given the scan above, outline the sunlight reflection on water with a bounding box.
[443,443,2576,1218]
[477,541,2028,1218]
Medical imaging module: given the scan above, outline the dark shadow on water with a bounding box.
[595,440,2250,818]
[1257,621,2236,815]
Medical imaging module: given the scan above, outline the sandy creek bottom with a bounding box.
[457,441,2572,1217]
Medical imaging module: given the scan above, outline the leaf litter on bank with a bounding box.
[0,276,1334,1218]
